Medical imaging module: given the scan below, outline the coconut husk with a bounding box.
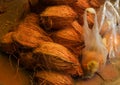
[12,21,52,49]
[29,0,39,7]
[39,0,77,5]
[70,0,91,20]
[40,5,77,30]
[23,13,40,25]
[51,21,84,56]
[71,0,104,25]
[71,0,90,11]
[89,0,105,8]
[33,42,83,76]
[34,71,74,85]
[78,11,94,27]
[0,32,17,54]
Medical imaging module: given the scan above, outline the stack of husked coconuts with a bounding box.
[0,0,113,84]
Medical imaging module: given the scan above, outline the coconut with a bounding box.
[71,0,90,11]
[51,21,84,56]
[78,11,94,27]
[33,42,83,76]
[23,13,40,25]
[12,22,52,49]
[39,0,77,5]
[0,32,17,54]
[34,71,74,85]
[70,0,91,21]
[89,0,105,8]
[40,5,77,30]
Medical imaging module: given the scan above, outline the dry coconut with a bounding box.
[51,21,84,56]
[40,5,77,30]
[78,11,94,27]
[33,42,83,76]
[0,32,17,54]
[40,0,77,5]
[23,13,40,25]
[34,71,74,85]
[71,0,90,11]
[89,0,105,8]
[12,21,52,49]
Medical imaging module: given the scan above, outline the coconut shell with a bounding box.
[34,71,74,85]
[12,22,52,49]
[33,42,83,76]
[51,22,84,56]
[0,32,17,54]
[39,0,77,5]
[40,5,77,30]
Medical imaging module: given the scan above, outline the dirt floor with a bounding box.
[0,0,31,85]
[0,0,120,85]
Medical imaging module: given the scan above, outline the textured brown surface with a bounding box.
[33,42,83,76]
[40,5,77,30]
[0,0,120,85]
[35,71,74,85]
[0,53,30,85]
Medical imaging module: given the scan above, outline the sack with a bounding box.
[83,8,108,59]
[81,8,108,78]
[100,0,120,58]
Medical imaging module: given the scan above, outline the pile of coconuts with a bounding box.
[0,0,106,85]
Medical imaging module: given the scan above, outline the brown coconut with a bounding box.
[51,21,84,56]
[71,0,90,11]
[70,0,91,20]
[12,21,52,49]
[34,71,74,85]
[78,11,94,27]
[39,0,77,5]
[0,32,17,54]
[23,13,40,25]
[40,5,77,30]
[89,0,105,8]
[33,42,83,76]
[71,0,103,25]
